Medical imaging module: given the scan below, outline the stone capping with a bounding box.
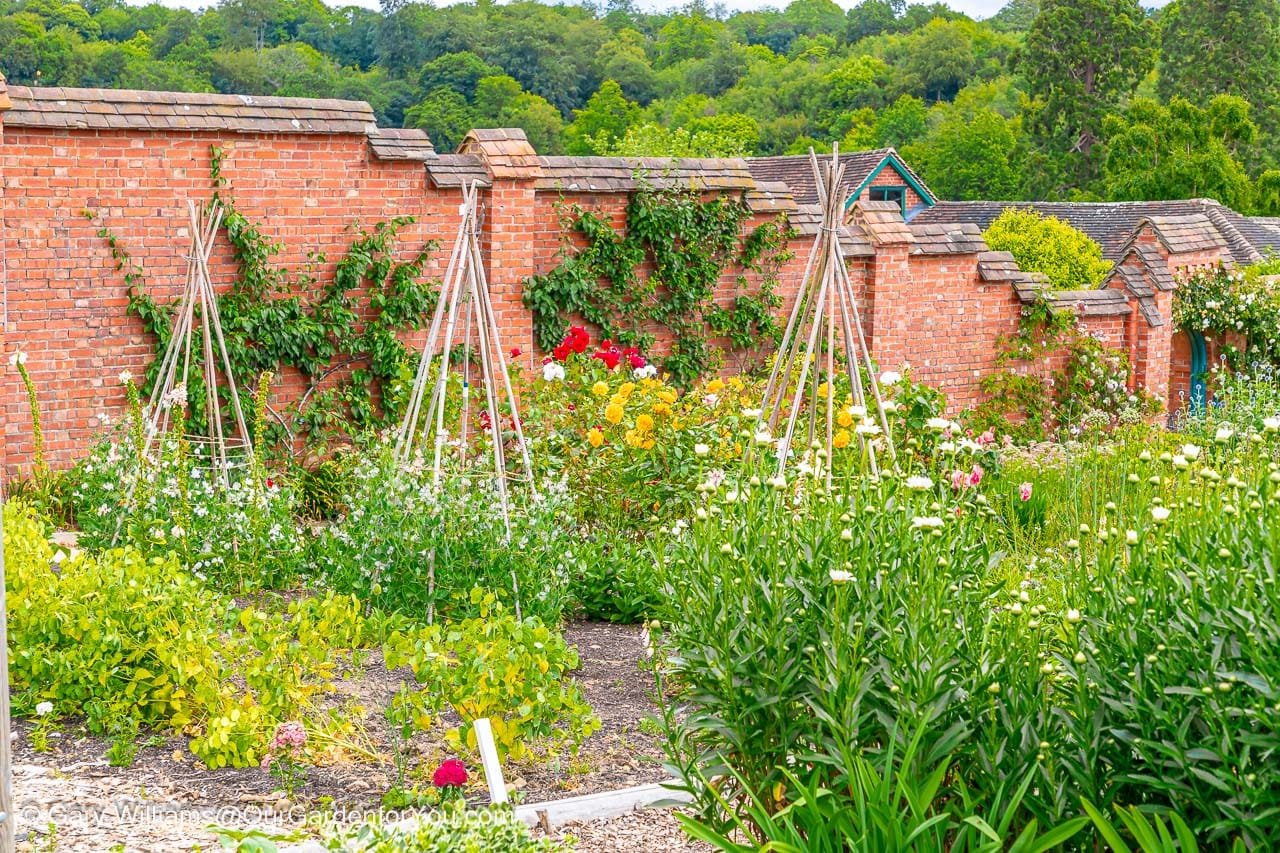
[534,155,755,193]
[1049,289,1133,317]
[1141,213,1229,256]
[4,84,378,135]
[425,154,492,188]
[368,127,436,161]
[850,199,913,245]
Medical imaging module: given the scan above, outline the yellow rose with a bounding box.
[651,402,671,416]
[587,427,604,448]
[706,378,726,394]
[833,430,851,449]
[624,429,643,448]
[619,382,637,397]
[605,402,624,424]
[837,410,853,428]
[817,382,829,399]
[636,413,655,432]
[658,390,677,404]
[592,381,609,397]
[642,437,656,450]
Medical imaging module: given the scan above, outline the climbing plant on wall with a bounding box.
[522,183,794,386]
[1174,259,1280,369]
[969,292,1160,440]
[94,144,439,451]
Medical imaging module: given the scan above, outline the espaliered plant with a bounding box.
[93,145,440,451]
[523,183,793,386]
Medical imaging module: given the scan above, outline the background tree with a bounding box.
[906,107,1019,200]
[1157,0,1280,166]
[1016,0,1156,197]
[1103,96,1257,211]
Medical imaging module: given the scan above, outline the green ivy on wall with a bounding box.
[522,183,794,386]
[93,144,439,452]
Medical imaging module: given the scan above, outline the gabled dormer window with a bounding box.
[869,185,907,217]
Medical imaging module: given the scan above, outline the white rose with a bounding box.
[36,701,54,717]
[694,443,710,457]
[542,362,565,382]
[879,370,902,387]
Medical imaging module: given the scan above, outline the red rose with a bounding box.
[433,759,468,788]
[593,348,621,370]
[627,353,646,369]
[553,343,571,361]
[266,478,275,489]
[510,347,522,358]
[568,326,590,354]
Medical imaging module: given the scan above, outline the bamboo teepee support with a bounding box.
[393,182,536,620]
[760,145,898,485]
[112,200,254,544]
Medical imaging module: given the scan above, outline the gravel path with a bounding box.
[540,809,714,852]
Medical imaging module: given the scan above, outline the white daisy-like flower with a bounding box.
[905,475,933,491]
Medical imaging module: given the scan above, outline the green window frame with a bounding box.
[868,185,908,216]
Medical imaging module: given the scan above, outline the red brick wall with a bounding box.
[859,168,926,213]
[1,127,464,474]
[0,118,1191,475]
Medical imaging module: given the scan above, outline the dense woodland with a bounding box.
[3,0,1280,210]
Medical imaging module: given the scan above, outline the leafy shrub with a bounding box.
[983,208,1113,290]
[322,806,570,852]
[383,589,600,760]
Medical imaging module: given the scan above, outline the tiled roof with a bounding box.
[789,204,875,256]
[909,222,985,255]
[368,127,436,160]
[459,128,541,179]
[915,199,1275,264]
[425,154,491,188]
[3,85,376,134]
[534,155,755,193]
[746,148,935,206]
[850,199,912,244]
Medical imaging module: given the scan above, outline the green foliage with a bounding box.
[982,208,1112,290]
[382,589,599,760]
[1174,260,1280,367]
[322,806,571,852]
[566,79,639,156]
[102,145,438,450]
[64,380,306,592]
[1103,95,1258,211]
[522,185,792,386]
[1157,0,1280,156]
[6,501,354,769]
[656,429,1280,848]
[905,106,1019,200]
[309,449,575,624]
[1017,0,1157,194]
